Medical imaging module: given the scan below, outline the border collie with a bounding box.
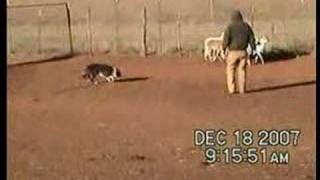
[82,63,122,85]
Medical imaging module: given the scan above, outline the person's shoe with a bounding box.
[225,91,236,99]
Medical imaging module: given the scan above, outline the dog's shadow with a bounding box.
[54,76,150,95]
[115,77,149,83]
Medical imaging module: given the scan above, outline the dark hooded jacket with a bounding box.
[222,10,255,51]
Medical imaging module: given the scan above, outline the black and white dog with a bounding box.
[82,63,122,85]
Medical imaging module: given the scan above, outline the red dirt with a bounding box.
[8,55,316,180]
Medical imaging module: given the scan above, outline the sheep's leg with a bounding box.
[206,48,213,62]
[205,48,211,61]
[218,51,225,62]
[204,51,207,61]
[217,50,221,62]
[223,50,228,63]
[254,54,259,64]
[211,55,215,62]
[210,55,214,62]
[219,55,224,62]
[204,48,209,61]
[254,52,263,64]
[209,49,214,62]
[212,51,217,62]
[254,57,257,64]
[258,53,264,64]
[215,49,221,62]
[204,55,208,61]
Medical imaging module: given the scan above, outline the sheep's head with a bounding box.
[259,36,269,44]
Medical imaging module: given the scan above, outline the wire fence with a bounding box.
[7,0,316,64]
[7,2,73,64]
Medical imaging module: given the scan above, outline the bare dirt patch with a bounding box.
[8,55,316,180]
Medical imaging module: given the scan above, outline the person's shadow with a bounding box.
[247,80,316,94]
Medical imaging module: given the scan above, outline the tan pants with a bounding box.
[226,50,247,94]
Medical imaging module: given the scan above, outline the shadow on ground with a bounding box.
[54,77,150,95]
[115,77,149,83]
[264,47,311,63]
[8,53,80,67]
[248,80,316,94]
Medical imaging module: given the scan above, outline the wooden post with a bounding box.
[87,6,94,57]
[8,26,14,55]
[282,20,289,47]
[250,5,255,29]
[37,7,43,55]
[8,19,14,55]
[271,23,275,37]
[157,0,163,55]
[65,3,74,55]
[113,0,120,53]
[209,0,214,20]
[141,6,147,57]
[176,11,182,56]
[7,0,11,54]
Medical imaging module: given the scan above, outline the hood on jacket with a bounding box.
[231,10,243,23]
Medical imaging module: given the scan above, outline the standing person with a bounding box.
[222,10,255,94]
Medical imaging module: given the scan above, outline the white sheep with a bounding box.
[204,33,268,65]
[246,36,269,65]
[204,32,225,62]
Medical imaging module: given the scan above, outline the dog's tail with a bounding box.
[115,68,122,77]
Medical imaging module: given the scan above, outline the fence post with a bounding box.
[7,0,11,55]
[157,0,163,55]
[113,0,120,53]
[250,5,255,29]
[271,22,275,37]
[8,28,14,55]
[209,0,214,20]
[65,3,74,55]
[87,6,94,57]
[37,7,43,55]
[8,19,14,55]
[282,20,289,48]
[176,11,182,56]
[141,6,148,57]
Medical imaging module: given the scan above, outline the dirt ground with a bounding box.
[8,54,316,180]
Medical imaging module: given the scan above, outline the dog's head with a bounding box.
[81,70,89,79]
[81,70,94,82]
